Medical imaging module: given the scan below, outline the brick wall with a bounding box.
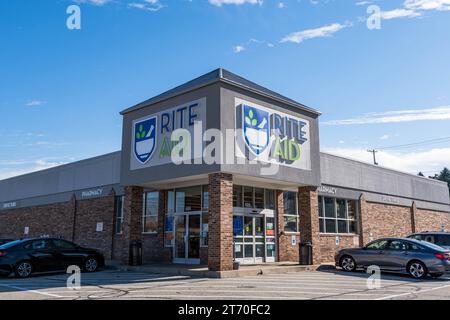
[73,195,115,259]
[415,209,450,232]
[0,198,75,241]
[0,194,115,259]
[298,186,321,264]
[207,172,233,271]
[276,190,300,262]
[318,234,359,263]
[360,202,413,245]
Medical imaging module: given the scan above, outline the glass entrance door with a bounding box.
[173,214,200,264]
[233,214,276,264]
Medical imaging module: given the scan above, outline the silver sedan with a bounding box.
[335,237,450,279]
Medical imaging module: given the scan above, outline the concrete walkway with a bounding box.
[106,261,331,278]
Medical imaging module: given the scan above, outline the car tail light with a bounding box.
[435,253,450,261]
[0,251,6,257]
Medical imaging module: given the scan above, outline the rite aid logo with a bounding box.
[243,105,270,156]
[134,116,157,164]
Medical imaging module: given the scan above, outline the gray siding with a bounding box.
[320,152,450,206]
[0,152,121,203]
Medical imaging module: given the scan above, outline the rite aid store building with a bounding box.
[0,69,449,271]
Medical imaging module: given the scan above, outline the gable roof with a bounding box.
[120,68,321,116]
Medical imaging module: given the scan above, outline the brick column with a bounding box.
[121,186,144,264]
[411,201,417,234]
[157,190,172,262]
[358,193,368,246]
[298,186,320,264]
[207,173,233,272]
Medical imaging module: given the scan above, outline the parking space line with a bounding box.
[0,283,64,298]
[375,284,450,300]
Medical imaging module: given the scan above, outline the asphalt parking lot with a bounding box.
[0,269,448,300]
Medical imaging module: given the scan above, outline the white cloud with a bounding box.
[322,106,450,125]
[233,45,246,53]
[25,100,45,107]
[75,0,112,6]
[322,147,450,175]
[356,1,372,5]
[280,23,348,44]
[0,158,71,181]
[380,134,391,140]
[277,2,285,8]
[404,0,450,11]
[209,0,263,6]
[128,0,165,11]
[379,8,422,19]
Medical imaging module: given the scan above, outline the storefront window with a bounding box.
[265,189,275,210]
[164,215,174,246]
[201,212,208,247]
[233,185,243,207]
[319,197,358,234]
[114,196,124,234]
[202,185,209,211]
[283,192,298,232]
[254,188,264,209]
[143,192,159,233]
[176,186,201,212]
[243,186,253,208]
[167,190,174,214]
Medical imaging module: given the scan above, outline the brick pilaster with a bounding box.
[207,173,233,271]
[411,201,417,234]
[121,186,144,264]
[358,193,368,246]
[298,186,320,264]
[157,190,172,262]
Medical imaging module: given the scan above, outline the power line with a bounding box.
[377,136,450,151]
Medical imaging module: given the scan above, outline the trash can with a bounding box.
[300,242,313,265]
[129,240,143,266]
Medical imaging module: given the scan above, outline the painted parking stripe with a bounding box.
[375,283,450,300]
[0,283,64,298]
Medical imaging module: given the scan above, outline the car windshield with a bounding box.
[0,239,25,249]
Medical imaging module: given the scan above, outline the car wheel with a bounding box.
[407,261,427,279]
[84,257,98,272]
[15,261,33,278]
[340,256,356,272]
[430,273,443,278]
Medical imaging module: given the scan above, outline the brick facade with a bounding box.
[0,193,115,259]
[207,172,233,271]
[415,209,450,233]
[298,186,321,264]
[0,182,449,269]
[276,190,300,262]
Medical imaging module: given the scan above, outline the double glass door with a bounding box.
[174,214,200,264]
[233,214,276,264]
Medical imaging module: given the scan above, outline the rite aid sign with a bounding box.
[130,98,206,170]
[235,98,311,171]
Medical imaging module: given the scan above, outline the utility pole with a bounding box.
[367,149,378,165]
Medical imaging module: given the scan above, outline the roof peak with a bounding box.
[120,68,320,116]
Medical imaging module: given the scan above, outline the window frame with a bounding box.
[283,191,299,233]
[114,195,124,235]
[142,191,159,234]
[318,196,358,235]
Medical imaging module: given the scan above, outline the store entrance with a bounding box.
[173,214,200,264]
[233,213,276,264]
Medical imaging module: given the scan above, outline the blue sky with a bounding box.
[0,0,449,179]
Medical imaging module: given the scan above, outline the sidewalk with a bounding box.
[105,261,335,278]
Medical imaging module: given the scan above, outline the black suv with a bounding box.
[408,232,450,250]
